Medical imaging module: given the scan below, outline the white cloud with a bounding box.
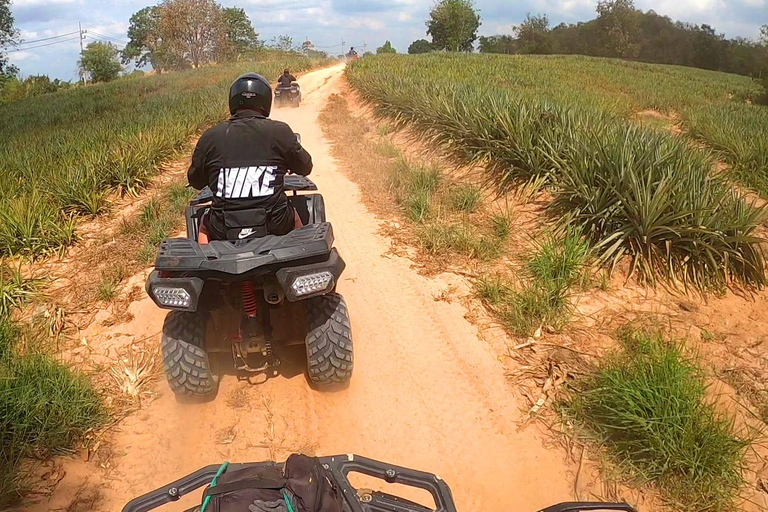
[8,50,39,63]
[11,0,77,5]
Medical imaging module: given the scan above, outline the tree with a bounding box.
[157,0,226,68]
[691,24,726,70]
[301,40,327,59]
[270,34,294,52]
[79,42,123,83]
[408,39,433,54]
[596,0,640,58]
[376,40,397,54]
[478,35,516,54]
[123,6,168,70]
[513,13,551,54]
[426,0,481,52]
[0,0,19,77]
[219,7,260,59]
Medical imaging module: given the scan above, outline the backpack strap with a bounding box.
[202,477,287,498]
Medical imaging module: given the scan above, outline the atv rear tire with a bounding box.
[161,311,218,397]
[305,292,353,384]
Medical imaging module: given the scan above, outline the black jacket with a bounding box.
[277,73,297,87]
[188,110,313,238]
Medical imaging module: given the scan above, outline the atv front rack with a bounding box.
[122,454,638,512]
[121,454,456,512]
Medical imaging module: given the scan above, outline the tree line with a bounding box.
[476,0,768,79]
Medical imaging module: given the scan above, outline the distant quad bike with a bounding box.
[274,82,301,108]
[145,173,352,398]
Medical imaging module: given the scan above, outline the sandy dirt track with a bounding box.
[30,64,576,512]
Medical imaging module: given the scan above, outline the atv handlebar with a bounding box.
[122,454,638,512]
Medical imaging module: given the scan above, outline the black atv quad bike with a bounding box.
[145,175,352,398]
[274,83,301,108]
[123,453,639,512]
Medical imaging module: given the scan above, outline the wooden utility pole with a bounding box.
[78,22,87,84]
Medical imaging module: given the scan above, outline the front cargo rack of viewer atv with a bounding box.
[122,454,638,512]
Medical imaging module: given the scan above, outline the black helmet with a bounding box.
[283,68,289,73]
[229,73,272,116]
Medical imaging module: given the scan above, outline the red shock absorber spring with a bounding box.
[241,281,258,318]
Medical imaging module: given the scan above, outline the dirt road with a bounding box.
[32,64,575,512]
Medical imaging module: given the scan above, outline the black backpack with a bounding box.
[200,454,343,512]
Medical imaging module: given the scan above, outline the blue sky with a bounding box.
[7,0,767,80]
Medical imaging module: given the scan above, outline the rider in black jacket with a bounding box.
[188,73,313,242]
[277,69,297,88]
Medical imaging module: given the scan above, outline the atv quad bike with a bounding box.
[145,174,352,398]
[123,453,639,512]
[274,82,301,108]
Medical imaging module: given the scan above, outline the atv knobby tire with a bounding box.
[305,292,353,384]
[161,311,218,397]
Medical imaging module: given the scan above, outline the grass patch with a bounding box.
[448,184,482,213]
[418,223,501,260]
[476,229,588,336]
[0,350,106,507]
[96,263,128,302]
[490,213,512,240]
[390,159,441,222]
[563,328,749,511]
[121,185,193,266]
[0,264,36,318]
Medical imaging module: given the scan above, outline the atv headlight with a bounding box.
[153,286,192,308]
[291,271,334,297]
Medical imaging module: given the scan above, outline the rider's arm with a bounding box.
[277,123,312,176]
[289,74,297,82]
[188,131,213,189]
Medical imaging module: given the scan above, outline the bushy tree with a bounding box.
[513,13,551,54]
[158,0,226,68]
[220,7,260,58]
[479,35,516,54]
[426,0,481,52]
[123,6,161,68]
[0,0,18,78]
[79,42,123,83]
[270,34,294,52]
[376,40,397,54]
[408,39,433,54]
[596,0,640,58]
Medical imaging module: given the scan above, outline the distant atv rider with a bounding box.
[188,73,313,243]
[277,68,297,88]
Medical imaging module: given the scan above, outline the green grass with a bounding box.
[0,53,328,257]
[563,328,749,511]
[0,350,106,507]
[490,213,512,240]
[417,223,501,260]
[122,182,195,265]
[476,229,588,335]
[0,264,36,318]
[448,184,482,213]
[347,54,767,290]
[390,159,442,222]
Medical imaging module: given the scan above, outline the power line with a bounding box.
[12,36,80,51]
[87,30,129,45]
[17,30,79,46]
